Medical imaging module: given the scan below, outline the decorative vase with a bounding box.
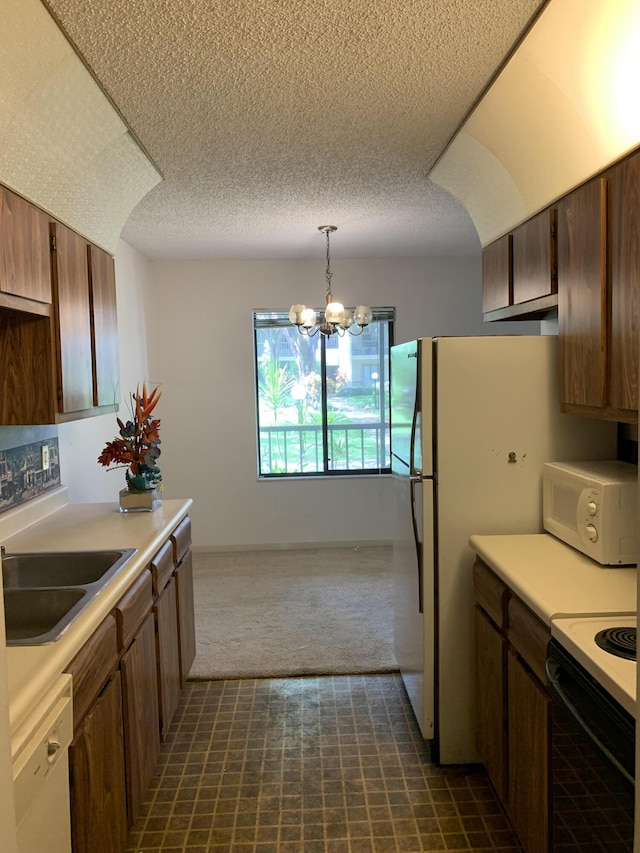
[119,486,161,513]
[119,468,161,513]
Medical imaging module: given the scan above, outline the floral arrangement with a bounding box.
[98,382,162,491]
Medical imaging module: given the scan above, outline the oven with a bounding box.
[546,624,636,852]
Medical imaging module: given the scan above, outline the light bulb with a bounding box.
[340,309,354,329]
[301,307,317,328]
[325,301,345,324]
[354,305,373,327]
[289,304,306,325]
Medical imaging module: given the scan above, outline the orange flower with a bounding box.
[98,382,162,485]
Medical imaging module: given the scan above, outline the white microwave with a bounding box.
[543,460,638,566]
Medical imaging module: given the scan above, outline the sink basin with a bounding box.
[4,588,89,643]
[1,548,136,645]
[2,549,133,589]
[2,549,134,589]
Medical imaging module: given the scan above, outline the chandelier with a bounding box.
[289,226,372,336]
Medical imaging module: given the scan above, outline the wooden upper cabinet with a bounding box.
[0,186,51,305]
[482,234,512,312]
[512,207,557,304]
[557,178,608,410]
[88,244,120,407]
[50,221,94,414]
[0,186,121,424]
[609,153,640,413]
[482,217,558,320]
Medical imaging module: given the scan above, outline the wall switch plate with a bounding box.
[40,444,50,471]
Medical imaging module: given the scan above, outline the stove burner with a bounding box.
[594,627,636,661]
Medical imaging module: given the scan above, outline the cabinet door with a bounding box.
[0,186,51,303]
[0,311,56,423]
[507,651,550,853]
[50,222,93,413]
[609,153,640,413]
[475,607,507,804]
[121,611,161,823]
[482,234,512,312]
[154,576,181,738]
[175,550,196,686]
[69,671,128,853]
[512,207,557,304]
[88,243,120,407]
[557,178,607,409]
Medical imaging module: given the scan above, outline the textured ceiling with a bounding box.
[41,0,546,260]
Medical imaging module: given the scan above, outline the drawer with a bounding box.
[171,516,191,565]
[65,613,119,731]
[115,569,153,651]
[150,539,174,597]
[507,595,551,685]
[473,559,508,628]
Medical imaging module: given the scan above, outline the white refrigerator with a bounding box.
[390,335,617,764]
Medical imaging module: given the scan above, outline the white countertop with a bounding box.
[469,533,637,624]
[0,489,193,736]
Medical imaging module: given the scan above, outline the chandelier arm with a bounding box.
[297,324,320,337]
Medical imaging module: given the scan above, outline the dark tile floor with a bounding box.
[126,675,522,853]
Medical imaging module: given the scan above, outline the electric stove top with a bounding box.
[550,614,637,717]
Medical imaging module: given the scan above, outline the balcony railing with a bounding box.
[259,422,390,475]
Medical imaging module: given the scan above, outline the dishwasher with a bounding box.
[11,673,73,853]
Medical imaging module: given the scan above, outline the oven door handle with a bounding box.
[545,658,634,786]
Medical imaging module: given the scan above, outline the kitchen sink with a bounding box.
[2,549,134,589]
[3,588,88,643]
[2,548,136,645]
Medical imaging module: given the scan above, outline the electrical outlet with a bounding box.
[40,444,50,471]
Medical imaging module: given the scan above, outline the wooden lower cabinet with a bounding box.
[155,575,181,738]
[507,651,550,853]
[66,516,195,850]
[473,558,552,853]
[474,607,507,803]
[175,550,196,686]
[69,671,128,853]
[120,611,160,823]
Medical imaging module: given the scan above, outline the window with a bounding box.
[254,308,394,477]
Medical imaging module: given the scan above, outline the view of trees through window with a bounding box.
[254,310,394,476]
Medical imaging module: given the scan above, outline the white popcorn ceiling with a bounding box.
[42,0,546,260]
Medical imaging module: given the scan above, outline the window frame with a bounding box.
[253,307,395,479]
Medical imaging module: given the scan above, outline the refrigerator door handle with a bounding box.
[409,475,423,614]
[409,370,420,477]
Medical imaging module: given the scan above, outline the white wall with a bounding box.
[144,255,540,549]
[57,240,152,503]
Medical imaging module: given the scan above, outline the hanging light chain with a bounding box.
[321,225,335,300]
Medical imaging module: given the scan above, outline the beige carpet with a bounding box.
[189,546,398,680]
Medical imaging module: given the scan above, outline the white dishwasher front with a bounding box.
[11,673,73,853]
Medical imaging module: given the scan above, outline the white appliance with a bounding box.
[547,616,636,850]
[390,335,617,764]
[550,614,636,717]
[11,673,73,853]
[542,460,638,565]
